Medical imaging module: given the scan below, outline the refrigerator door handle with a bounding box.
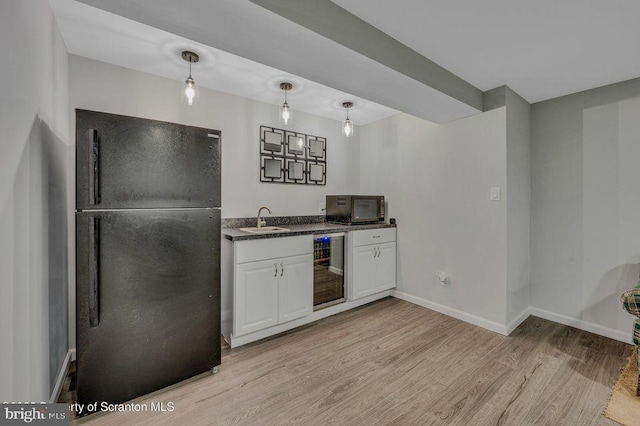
[89,216,100,327]
[88,129,101,205]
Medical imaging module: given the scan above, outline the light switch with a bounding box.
[490,187,501,201]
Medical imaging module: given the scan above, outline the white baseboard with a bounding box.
[49,349,73,403]
[389,292,633,343]
[529,307,632,344]
[506,307,533,335]
[390,290,509,336]
[328,266,344,276]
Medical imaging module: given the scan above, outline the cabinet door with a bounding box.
[376,242,397,291]
[351,245,378,300]
[278,254,313,324]
[234,260,279,337]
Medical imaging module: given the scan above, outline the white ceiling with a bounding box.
[333,0,640,103]
[54,0,481,124]
[50,0,399,125]
[52,0,640,123]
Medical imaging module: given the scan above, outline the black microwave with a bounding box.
[326,195,385,224]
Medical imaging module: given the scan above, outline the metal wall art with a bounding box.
[259,125,326,185]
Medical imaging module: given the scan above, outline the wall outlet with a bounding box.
[319,202,326,213]
[438,272,450,286]
[490,187,501,201]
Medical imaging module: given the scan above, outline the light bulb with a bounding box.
[184,77,196,106]
[343,119,353,137]
[281,103,291,125]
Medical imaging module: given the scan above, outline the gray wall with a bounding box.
[505,88,531,326]
[43,123,69,394]
[0,1,70,401]
[360,109,509,332]
[531,77,640,341]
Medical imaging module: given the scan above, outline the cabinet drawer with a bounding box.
[351,228,396,247]
[235,235,312,264]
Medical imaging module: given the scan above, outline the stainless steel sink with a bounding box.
[239,226,290,234]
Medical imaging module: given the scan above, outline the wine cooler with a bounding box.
[313,233,345,309]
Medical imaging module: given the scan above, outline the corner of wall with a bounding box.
[505,87,532,326]
[483,85,507,112]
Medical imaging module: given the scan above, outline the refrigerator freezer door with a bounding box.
[76,208,221,405]
[76,109,221,210]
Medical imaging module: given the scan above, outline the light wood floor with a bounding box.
[74,298,630,426]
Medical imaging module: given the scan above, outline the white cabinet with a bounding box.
[233,236,312,338]
[278,255,313,323]
[349,228,396,300]
[234,259,279,336]
[376,242,397,291]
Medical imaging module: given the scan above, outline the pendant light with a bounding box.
[279,82,293,125]
[181,51,200,106]
[342,102,354,138]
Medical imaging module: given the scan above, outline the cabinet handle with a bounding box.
[280,263,284,276]
[274,263,278,277]
[373,235,380,239]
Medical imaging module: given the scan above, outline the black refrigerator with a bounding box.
[75,109,221,407]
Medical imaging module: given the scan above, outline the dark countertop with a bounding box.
[222,222,396,241]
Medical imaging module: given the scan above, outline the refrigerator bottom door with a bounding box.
[76,208,221,406]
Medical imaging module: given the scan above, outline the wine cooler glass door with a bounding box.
[313,233,345,309]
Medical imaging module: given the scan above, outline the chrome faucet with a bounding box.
[257,206,271,228]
